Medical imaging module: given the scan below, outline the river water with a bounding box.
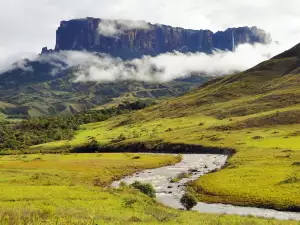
[112,154,300,221]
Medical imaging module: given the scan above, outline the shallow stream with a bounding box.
[112,154,300,220]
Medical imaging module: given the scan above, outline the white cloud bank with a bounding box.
[98,19,150,37]
[0,52,36,73]
[73,43,286,82]
[13,42,284,83]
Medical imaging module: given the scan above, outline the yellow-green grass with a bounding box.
[0,101,15,120]
[0,101,15,109]
[0,113,5,121]
[1,187,295,225]
[33,100,300,211]
[1,153,293,225]
[0,153,179,186]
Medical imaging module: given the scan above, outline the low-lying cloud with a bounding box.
[0,52,36,73]
[98,19,150,37]
[3,42,288,83]
[75,43,285,82]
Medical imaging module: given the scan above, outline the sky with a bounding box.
[1,0,300,78]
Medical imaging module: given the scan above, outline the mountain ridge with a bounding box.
[42,17,271,59]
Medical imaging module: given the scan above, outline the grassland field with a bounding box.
[1,153,298,225]
[32,89,300,212]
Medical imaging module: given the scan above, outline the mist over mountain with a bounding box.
[0,18,273,118]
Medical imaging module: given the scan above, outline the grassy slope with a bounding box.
[0,101,15,119]
[2,80,199,118]
[0,154,295,225]
[35,43,300,211]
[0,113,5,121]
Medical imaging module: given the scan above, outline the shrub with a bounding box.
[252,136,263,140]
[292,162,300,166]
[180,193,197,210]
[93,178,102,187]
[71,138,100,153]
[279,176,300,184]
[132,130,141,138]
[118,133,126,141]
[131,181,156,198]
[111,133,126,143]
[117,100,155,111]
[128,216,141,222]
[123,197,137,208]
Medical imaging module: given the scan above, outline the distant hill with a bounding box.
[0,56,210,118]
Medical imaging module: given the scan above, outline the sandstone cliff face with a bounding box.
[44,17,271,59]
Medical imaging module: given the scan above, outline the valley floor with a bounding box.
[0,153,298,225]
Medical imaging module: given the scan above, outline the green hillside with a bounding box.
[0,57,210,118]
[33,43,300,211]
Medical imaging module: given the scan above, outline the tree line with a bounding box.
[0,100,154,150]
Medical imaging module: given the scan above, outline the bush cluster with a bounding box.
[131,181,156,198]
[180,193,198,210]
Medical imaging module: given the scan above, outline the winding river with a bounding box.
[112,154,300,221]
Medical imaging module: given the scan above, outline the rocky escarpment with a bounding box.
[42,17,272,59]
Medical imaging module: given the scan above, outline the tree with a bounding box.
[53,130,63,140]
[131,181,156,198]
[180,193,197,210]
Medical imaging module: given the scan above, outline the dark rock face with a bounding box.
[45,17,271,59]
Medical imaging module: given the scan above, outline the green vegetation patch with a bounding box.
[0,100,154,151]
[170,172,191,183]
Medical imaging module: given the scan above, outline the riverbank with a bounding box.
[113,154,300,221]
